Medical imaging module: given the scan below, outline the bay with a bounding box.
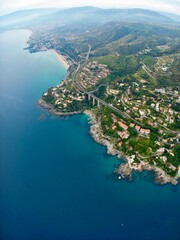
[0,30,179,240]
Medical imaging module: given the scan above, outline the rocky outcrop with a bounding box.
[38,98,82,116]
[85,110,118,156]
[85,110,179,186]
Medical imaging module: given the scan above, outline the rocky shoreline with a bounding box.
[38,100,179,185]
[38,98,82,116]
[115,162,178,185]
[84,110,179,186]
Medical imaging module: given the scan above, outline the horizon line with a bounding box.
[1,5,180,17]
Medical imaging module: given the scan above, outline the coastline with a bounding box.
[84,109,179,186]
[38,98,179,185]
[33,35,179,186]
[38,98,82,116]
[23,29,33,49]
[84,110,119,156]
[25,30,70,70]
[50,49,70,70]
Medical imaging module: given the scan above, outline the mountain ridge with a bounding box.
[0,6,178,25]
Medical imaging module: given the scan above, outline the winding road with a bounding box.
[71,46,179,133]
[72,45,147,126]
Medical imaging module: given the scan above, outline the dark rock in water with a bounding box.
[38,114,46,120]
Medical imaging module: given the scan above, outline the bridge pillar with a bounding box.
[97,100,100,107]
[88,94,91,101]
[93,97,95,106]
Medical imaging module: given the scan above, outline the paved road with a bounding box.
[86,45,91,60]
[72,47,179,132]
[72,46,148,126]
[89,84,108,93]
[142,64,180,134]
[142,64,156,80]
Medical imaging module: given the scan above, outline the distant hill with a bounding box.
[158,11,180,23]
[67,21,180,58]
[0,8,59,30]
[53,7,174,25]
[0,6,177,29]
[0,8,59,21]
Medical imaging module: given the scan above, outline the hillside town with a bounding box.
[40,54,180,185]
[79,61,110,89]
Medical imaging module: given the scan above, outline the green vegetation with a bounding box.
[98,55,140,76]
[30,11,180,183]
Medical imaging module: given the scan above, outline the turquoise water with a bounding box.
[0,30,180,240]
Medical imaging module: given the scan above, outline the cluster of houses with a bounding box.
[119,82,179,129]
[79,61,110,89]
[130,123,151,135]
[110,113,151,148]
[43,80,85,110]
[156,55,173,73]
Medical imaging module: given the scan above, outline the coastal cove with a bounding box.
[0,29,180,240]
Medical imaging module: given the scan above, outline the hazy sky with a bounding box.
[0,0,180,15]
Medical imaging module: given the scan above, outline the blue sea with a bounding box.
[0,30,180,240]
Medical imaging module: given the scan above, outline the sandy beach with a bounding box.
[51,50,70,69]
